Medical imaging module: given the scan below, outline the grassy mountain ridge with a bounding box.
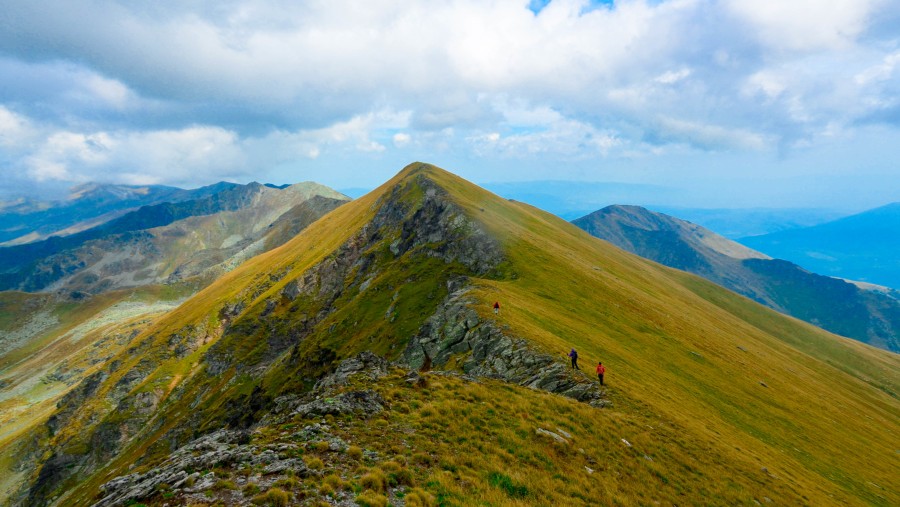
[573,204,900,352]
[6,163,899,506]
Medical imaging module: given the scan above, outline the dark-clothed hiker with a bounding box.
[568,348,579,369]
[493,301,500,314]
[596,362,606,385]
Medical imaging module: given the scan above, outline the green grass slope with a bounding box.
[14,163,899,506]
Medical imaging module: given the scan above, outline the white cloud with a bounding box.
[392,132,411,148]
[0,0,898,197]
[726,0,879,51]
[655,68,692,85]
[651,117,768,151]
[80,74,134,109]
[9,108,411,186]
[0,106,35,148]
[855,51,900,86]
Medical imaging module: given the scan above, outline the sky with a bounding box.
[0,0,899,210]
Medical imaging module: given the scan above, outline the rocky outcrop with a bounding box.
[94,353,388,506]
[94,429,314,507]
[313,351,389,391]
[293,390,386,418]
[403,285,608,408]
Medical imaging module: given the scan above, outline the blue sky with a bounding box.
[0,0,899,210]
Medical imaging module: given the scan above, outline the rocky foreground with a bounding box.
[95,352,608,506]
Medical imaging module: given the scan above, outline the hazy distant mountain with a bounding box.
[574,205,900,352]
[0,182,239,246]
[741,203,900,289]
[481,180,673,219]
[646,206,846,238]
[0,182,349,293]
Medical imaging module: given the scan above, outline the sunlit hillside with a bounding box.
[8,163,898,507]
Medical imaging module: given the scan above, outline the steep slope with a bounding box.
[0,285,192,501]
[0,183,349,293]
[573,205,900,352]
[0,182,237,246]
[7,163,899,507]
[741,202,900,289]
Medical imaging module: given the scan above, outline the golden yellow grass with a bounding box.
[29,163,900,506]
[421,164,899,505]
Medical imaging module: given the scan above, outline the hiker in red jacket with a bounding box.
[493,301,500,314]
[596,361,606,386]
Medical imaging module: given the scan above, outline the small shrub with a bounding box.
[251,487,290,507]
[319,482,335,497]
[346,445,364,460]
[313,441,330,452]
[404,488,436,507]
[355,490,389,507]
[273,477,300,490]
[242,483,260,496]
[305,457,324,470]
[388,468,415,487]
[214,479,237,491]
[412,452,433,466]
[360,470,387,493]
[380,460,402,473]
[324,473,346,491]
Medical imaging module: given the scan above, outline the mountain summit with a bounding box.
[4,163,898,506]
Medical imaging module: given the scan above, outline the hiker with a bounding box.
[568,348,579,369]
[493,301,500,314]
[596,361,606,386]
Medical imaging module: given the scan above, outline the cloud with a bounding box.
[393,133,411,148]
[726,0,879,52]
[647,117,768,151]
[0,106,35,148]
[9,108,410,187]
[0,0,897,198]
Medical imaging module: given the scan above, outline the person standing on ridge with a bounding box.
[493,301,500,314]
[596,361,606,386]
[568,348,579,369]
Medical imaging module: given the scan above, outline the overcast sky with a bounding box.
[1,0,898,209]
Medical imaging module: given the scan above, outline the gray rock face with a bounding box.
[293,390,386,418]
[94,429,313,507]
[313,351,389,391]
[403,285,608,408]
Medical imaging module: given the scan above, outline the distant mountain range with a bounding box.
[740,203,900,289]
[574,205,900,352]
[0,181,349,294]
[0,182,240,246]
